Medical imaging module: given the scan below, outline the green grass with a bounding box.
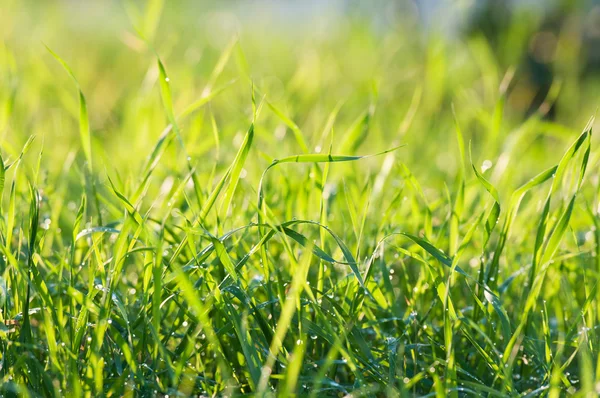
[1,0,600,396]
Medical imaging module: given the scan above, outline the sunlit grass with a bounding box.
[1,1,600,396]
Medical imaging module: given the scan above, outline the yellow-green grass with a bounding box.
[1,0,600,396]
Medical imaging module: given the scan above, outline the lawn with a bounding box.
[1,0,600,396]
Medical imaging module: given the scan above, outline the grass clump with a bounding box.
[1,1,600,396]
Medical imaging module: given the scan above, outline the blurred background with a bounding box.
[1,0,600,203]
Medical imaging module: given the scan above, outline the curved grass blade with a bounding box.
[257,145,404,216]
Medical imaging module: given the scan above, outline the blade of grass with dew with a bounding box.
[469,141,501,250]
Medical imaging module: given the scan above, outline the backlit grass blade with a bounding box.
[258,145,404,214]
[256,245,312,394]
[142,0,164,41]
[488,165,558,291]
[550,117,593,194]
[503,121,593,370]
[223,297,261,390]
[202,37,238,95]
[469,142,500,202]
[470,161,500,245]
[177,79,237,120]
[45,46,92,172]
[210,236,239,282]
[219,123,254,218]
[155,54,203,211]
[157,57,183,147]
[107,175,144,225]
[266,101,309,153]
[340,107,374,154]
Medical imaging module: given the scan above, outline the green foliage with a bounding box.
[0,1,600,396]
